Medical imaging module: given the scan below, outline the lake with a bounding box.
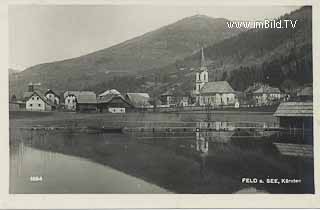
[9,112,314,194]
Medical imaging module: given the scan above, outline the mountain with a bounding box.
[9,15,245,97]
[143,6,312,95]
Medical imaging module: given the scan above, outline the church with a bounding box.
[194,48,236,107]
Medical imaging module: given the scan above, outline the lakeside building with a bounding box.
[98,91,133,113]
[160,89,176,106]
[274,102,313,144]
[64,91,94,111]
[125,93,152,108]
[252,85,281,106]
[25,90,55,111]
[76,92,97,112]
[45,89,60,105]
[296,86,312,101]
[98,89,121,99]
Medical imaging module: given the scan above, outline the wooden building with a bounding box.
[76,92,97,112]
[125,93,152,109]
[98,94,133,113]
[274,102,313,144]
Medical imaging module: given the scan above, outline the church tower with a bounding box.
[195,48,209,93]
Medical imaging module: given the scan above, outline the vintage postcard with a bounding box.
[1,0,320,208]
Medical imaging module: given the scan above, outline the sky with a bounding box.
[9,4,300,70]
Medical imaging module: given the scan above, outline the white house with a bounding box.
[64,91,95,111]
[26,91,54,111]
[45,89,60,105]
[253,85,281,105]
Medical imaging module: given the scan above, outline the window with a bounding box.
[204,74,206,81]
[67,99,70,103]
[37,97,39,100]
[29,104,32,107]
[198,74,200,81]
[32,97,34,100]
[38,104,41,107]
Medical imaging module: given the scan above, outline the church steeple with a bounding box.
[195,47,209,93]
[199,47,208,72]
[201,47,206,68]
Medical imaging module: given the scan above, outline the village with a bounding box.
[9,48,312,114]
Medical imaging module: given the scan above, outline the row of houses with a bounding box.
[10,83,153,113]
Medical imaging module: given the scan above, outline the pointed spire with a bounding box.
[201,47,206,68]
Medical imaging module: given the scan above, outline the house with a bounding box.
[64,91,94,111]
[98,94,133,113]
[197,81,236,107]
[252,85,281,106]
[179,96,189,107]
[274,102,313,144]
[98,89,121,99]
[296,86,312,101]
[25,91,55,111]
[125,93,152,108]
[45,89,60,105]
[9,101,26,111]
[76,92,97,112]
[160,89,176,106]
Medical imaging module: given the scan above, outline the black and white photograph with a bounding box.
[7,1,315,197]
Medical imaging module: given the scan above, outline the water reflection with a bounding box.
[9,120,314,194]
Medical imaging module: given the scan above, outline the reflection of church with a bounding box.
[196,131,209,154]
[193,48,236,107]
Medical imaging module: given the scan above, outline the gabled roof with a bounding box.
[77,92,97,104]
[161,89,175,96]
[126,93,151,107]
[200,81,234,94]
[98,94,133,107]
[45,89,60,98]
[274,102,313,117]
[26,90,55,107]
[98,89,121,97]
[253,86,280,94]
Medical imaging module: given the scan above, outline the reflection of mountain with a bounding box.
[10,127,315,193]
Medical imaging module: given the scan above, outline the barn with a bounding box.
[274,102,313,144]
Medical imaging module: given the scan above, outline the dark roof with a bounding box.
[98,95,133,107]
[274,102,313,117]
[200,81,234,94]
[253,86,280,94]
[45,89,60,98]
[26,91,55,107]
[161,89,175,96]
[77,92,97,104]
[126,93,151,108]
[98,89,121,97]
